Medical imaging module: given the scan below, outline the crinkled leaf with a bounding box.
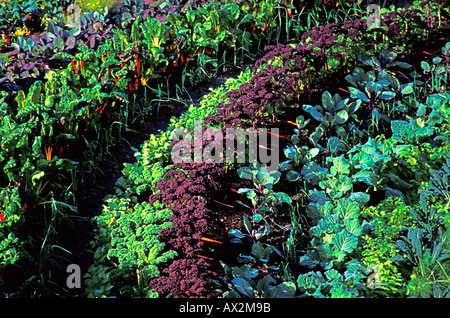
[348,192,370,207]
[335,198,360,219]
[329,155,350,176]
[353,170,378,187]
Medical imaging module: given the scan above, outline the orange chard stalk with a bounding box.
[44,146,53,162]
[201,237,223,244]
[196,254,214,261]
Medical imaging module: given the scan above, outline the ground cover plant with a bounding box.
[0,0,449,299]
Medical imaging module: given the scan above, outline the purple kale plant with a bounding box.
[148,156,224,297]
[150,258,219,298]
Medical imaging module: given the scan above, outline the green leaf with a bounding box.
[286,170,300,182]
[329,155,350,176]
[320,175,352,199]
[232,265,258,279]
[232,278,254,297]
[400,84,414,95]
[321,91,334,110]
[378,91,396,100]
[307,200,334,220]
[308,189,329,204]
[31,171,45,185]
[237,166,253,180]
[297,271,324,293]
[348,87,370,102]
[327,137,343,155]
[299,251,321,269]
[348,192,370,207]
[32,136,42,156]
[284,146,296,160]
[347,100,361,114]
[330,284,355,298]
[334,110,349,125]
[323,271,341,284]
[331,229,358,254]
[243,216,252,234]
[353,170,378,187]
[334,198,360,219]
[275,191,292,204]
[344,218,363,236]
[253,213,263,223]
[309,147,320,158]
[421,61,431,72]
[302,162,328,185]
[261,170,281,188]
[303,104,324,122]
[229,229,246,239]
[271,282,296,298]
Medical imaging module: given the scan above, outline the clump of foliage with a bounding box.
[74,0,120,15]
[360,197,413,295]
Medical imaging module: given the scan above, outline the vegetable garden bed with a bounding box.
[1,0,450,300]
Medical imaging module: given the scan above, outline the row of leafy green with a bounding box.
[1,0,311,90]
[223,42,450,298]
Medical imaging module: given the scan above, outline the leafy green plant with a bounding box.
[237,163,292,218]
[360,197,413,295]
[392,227,450,297]
[302,90,362,149]
[74,0,118,16]
[221,259,296,298]
[296,259,368,298]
